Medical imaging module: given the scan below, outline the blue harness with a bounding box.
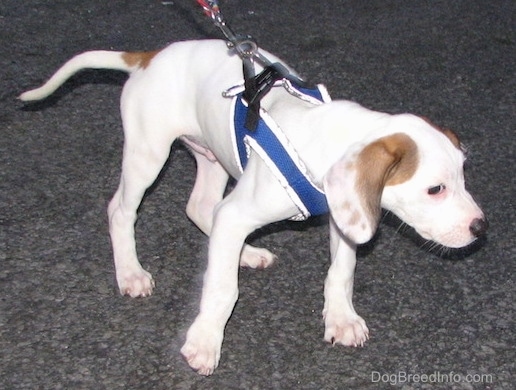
[228,80,331,220]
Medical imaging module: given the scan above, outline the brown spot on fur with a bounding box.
[122,50,161,69]
[355,133,419,226]
[421,116,461,149]
[341,201,351,211]
[348,210,361,225]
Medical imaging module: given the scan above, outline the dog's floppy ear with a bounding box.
[323,133,418,244]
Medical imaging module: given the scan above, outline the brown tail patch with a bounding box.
[122,50,161,69]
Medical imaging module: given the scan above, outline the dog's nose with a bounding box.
[469,217,488,237]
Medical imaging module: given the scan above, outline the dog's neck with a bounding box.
[265,95,393,183]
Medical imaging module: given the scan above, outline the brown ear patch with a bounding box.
[355,133,419,224]
[440,128,461,149]
[421,116,461,149]
[122,50,161,69]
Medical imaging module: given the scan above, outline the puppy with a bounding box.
[20,40,487,375]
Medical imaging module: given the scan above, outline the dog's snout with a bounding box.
[469,217,488,237]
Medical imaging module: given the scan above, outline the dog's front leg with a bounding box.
[323,217,369,347]
[181,157,298,375]
[180,196,253,376]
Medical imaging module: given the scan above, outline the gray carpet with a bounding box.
[2,0,514,388]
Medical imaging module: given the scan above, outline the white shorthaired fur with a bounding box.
[20,40,487,375]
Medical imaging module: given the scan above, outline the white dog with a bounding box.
[20,40,487,375]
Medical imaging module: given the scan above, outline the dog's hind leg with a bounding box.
[185,146,278,269]
[108,121,175,297]
[184,146,229,236]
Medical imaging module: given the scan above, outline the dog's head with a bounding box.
[323,114,487,248]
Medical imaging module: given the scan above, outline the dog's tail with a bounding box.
[19,50,158,101]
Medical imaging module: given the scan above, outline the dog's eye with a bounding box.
[427,184,446,195]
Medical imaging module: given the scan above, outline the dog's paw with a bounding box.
[117,269,155,298]
[240,245,277,269]
[181,321,222,376]
[323,313,369,347]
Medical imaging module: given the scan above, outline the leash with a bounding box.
[195,0,309,130]
[195,1,331,218]
[196,0,269,68]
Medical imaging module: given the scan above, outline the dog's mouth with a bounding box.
[381,211,487,251]
[408,225,488,261]
[417,217,488,250]
[417,229,477,249]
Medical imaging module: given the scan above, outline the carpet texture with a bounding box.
[1,1,514,388]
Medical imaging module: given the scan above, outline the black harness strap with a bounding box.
[196,0,313,130]
[242,62,295,131]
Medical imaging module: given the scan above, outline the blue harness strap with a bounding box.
[230,81,331,220]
